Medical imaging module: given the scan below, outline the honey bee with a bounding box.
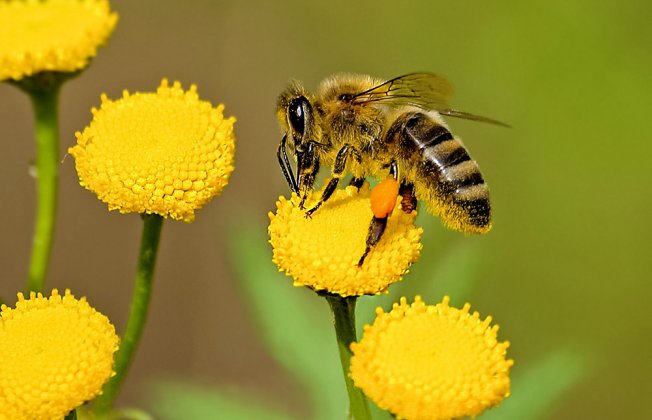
[276,72,507,264]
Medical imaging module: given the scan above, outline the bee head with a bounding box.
[277,81,320,154]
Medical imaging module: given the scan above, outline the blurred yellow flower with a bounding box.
[69,79,236,222]
[350,296,513,420]
[268,185,422,296]
[0,289,119,420]
[0,0,117,81]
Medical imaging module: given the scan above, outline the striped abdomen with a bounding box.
[389,112,491,233]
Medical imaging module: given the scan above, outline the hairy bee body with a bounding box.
[277,73,495,234]
[387,110,490,232]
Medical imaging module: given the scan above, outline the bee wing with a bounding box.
[438,109,511,127]
[353,72,510,127]
[352,72,453,109]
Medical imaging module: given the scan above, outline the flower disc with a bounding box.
[269,185,422,296]
[0,0,117,81]
[0,289,119,419]
[350,296,513,420]
[69,79,236,222]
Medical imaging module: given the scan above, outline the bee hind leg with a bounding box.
[358,161,401,265]
[358,216,387,266]
[399,182,417,213]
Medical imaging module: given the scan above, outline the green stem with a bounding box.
[93,214,165,415]
[325,294,371,420]
[25,85,61,293]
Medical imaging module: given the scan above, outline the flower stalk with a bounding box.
[93,213,165,414]
[23,80,62,293]
[325,294,371,420]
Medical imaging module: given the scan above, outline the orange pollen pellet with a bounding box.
[370,178,399,218]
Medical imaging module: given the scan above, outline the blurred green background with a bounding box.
[1,0,650,418]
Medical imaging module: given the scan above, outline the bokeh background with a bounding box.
[1,1,650,418]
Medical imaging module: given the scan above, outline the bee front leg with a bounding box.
[305,144,351,217]
[298,165,318,209]
[297,142,320,209]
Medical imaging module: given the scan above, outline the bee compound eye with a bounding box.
[288,96,308,136]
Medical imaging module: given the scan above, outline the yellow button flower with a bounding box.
[0,0,117,81]
[350,296,513,420]
[69,79,236,222]
[0,289,119,420]
[268,185,423,296]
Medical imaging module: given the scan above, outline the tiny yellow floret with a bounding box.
[350,296,513,420]
[268,185,422,296]
[0,0,118,81]
[0,289,119,420]
[69,79,236,222]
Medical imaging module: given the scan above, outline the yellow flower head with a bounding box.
[0,289,119,419]
[268,185,423,296]
[0,0,117,81]
[69,79,236,222]
[350,296,513,420]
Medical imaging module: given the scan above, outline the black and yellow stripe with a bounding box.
[389,112,491,232]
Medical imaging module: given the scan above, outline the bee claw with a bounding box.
[304,207,316,218]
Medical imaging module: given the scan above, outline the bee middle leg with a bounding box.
[305,144,351,217]
[349,177,365,190]
[348,149,365,190]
